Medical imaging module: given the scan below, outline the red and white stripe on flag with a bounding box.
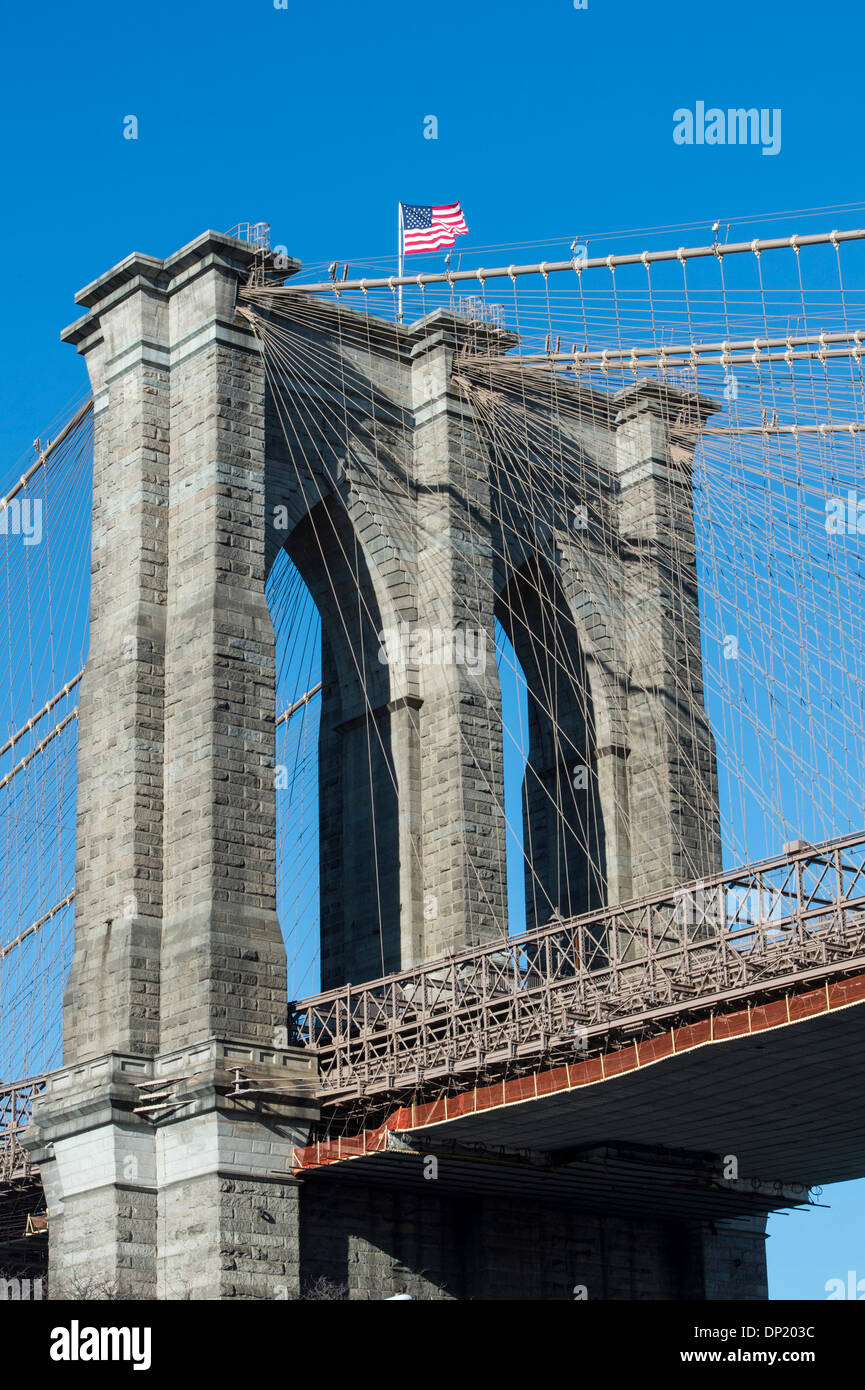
[402,202,469,254]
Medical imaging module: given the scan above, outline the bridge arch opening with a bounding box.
[267,496,401,995]
[495,557,606,932]
[495,620,528,936]
[267,548,320,1000]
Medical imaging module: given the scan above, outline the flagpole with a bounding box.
[397,201,404,324]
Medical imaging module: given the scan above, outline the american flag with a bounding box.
[401,202,469,255]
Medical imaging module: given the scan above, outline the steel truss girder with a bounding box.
[289,831,865,1099]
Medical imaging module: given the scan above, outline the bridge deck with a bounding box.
[296,971,865,1219]
[291,831,865,1100]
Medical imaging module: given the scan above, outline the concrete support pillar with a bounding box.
[411,317,509,951]
[615,382,723,896]
[158,247,286,1052]
[680,1216,769,1300]
[594,744,632,905]
[152,1042,314,1300]
[60,253,170,1063]
[27,1056,158,1298]
[28,232,315,1300]
[27,1043,316,1300]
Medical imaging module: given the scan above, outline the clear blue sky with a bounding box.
[2,0,863,1300]
[3,0,864,454]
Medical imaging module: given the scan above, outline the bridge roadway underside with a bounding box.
[2,981,862,1299]
[293,987,865,1299]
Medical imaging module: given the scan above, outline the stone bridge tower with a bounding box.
[25,231,754,1301]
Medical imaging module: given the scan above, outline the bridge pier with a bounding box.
[27,1043,317,1299]
[615,382,722,894]
[26,233,318,1299]
[295,1173,768,1301]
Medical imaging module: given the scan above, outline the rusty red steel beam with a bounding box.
[293,970,865,1172]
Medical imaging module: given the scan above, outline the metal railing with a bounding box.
[289,832,865,1098]
[225,221,271,251]
[0,1079,44,1182]
[457,296,507,330]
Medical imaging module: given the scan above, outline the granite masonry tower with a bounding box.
[25,231,765,1300]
